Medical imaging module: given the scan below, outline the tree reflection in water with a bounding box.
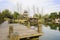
[44,23,60,32]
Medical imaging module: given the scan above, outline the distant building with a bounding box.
[55,13,60,24]
[28,17,38,26]
[55,18,60,24]
[22,10,28,20]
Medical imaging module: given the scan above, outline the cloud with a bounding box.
[6,0,59,16]
[8,0,54,10]
[0,0,60,15]
[8,0,55,9]
[0,0,2,2]
[9,0,54,6]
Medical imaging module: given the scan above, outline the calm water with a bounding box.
[40,25,60,40]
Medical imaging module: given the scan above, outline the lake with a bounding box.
[39,24,60,40]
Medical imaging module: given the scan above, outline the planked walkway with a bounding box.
[0,21,42,40]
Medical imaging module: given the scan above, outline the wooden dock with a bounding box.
[0,21,43,40]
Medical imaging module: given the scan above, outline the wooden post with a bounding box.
[27,21,30,28]
[9,26,13,38]
[38,20,42,33]
[38,24,42,33]
[10,32,19,40]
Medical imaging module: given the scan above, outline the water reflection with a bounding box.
[40,23,60,40]
[44,23,60,31]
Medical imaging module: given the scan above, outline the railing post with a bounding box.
[27,21,30,28]
[38,20,42,33]
[9,26,13,38]
[10,32,19,40]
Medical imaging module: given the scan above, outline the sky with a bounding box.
[0,0,60,16]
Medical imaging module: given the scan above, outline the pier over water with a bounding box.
[0,21,43,40]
